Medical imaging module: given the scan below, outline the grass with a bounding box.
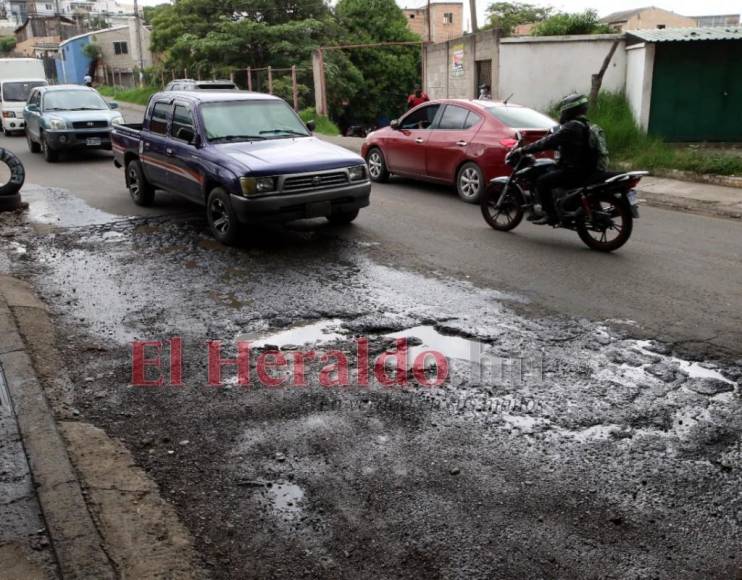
[299,108,339,136]
[587,92,742,176]
[98,85,158,106]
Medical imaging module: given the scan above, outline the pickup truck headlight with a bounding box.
[111,115,124,125]
[240,176,277,196]
[348,164,367,181]
[47,117,66,130]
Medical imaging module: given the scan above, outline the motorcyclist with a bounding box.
[511,93,595,225]
[83,75,93,87]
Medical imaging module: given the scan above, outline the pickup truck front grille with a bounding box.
[283,171,348,192]
[71,120,109,129]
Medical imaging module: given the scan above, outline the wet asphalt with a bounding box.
[0,131,741,579]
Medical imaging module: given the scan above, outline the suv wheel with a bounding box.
[41,134,58,163]
[26,130,40,153]
[207,188,241,245]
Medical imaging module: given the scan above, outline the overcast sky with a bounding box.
[397,0,740,30]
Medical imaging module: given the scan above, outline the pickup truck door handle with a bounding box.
[166,148,174,156]
[415,137,424,144]
[456,140,468,147]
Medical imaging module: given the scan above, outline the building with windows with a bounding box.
[693,14,740,27]
[402,1,463,43]
[56,19,152,86]
[600,7,696,31]
[4,0,136,26]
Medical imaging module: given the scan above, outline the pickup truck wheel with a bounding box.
[26,130,41,153]
[126,161,155,206]
[207,188,240,246]
[327,209,359,224]
[41,134,58,163]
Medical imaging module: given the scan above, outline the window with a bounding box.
[400,104,440,130]
[171,104,194,141]
[485,106,557,129]
[113,41,128,55]
[200,100,309,141]
[443,12,453,24]
[409,14,414,19]
[437,105,470,130]
[149,101,170,134]
[2,81,46,102]
[464,112,482,129]
[44,3,52,9]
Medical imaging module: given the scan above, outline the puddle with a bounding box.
[23,185,124,228]
[386,325,487,364]
[263,482,304,520]
[634,340,735,385]
[237,319,345,348]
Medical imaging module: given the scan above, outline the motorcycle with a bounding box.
[480,134,646,252]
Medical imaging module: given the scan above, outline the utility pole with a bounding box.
[469,0,478,33]
[426,0,431,42]
[132,0,144,86]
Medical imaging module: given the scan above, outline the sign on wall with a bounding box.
[451,43,464,77]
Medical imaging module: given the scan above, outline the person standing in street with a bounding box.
[407,85,429,109]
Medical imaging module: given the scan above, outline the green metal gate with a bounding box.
[649,41,742,142]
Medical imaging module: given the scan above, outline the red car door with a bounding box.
[384,103,441,176]
[425,104,483,182]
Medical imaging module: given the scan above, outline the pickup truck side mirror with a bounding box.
[176,126,198,145]
[109,101,119,110]
[306,119,316,132]
[390,119,400,130]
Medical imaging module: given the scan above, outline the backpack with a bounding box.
[581,118,609,171]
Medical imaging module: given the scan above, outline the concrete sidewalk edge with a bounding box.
[0,276,117,579]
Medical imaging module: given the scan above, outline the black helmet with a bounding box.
[558,93,589,123]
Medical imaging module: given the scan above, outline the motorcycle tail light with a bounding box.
[500,138,518,148]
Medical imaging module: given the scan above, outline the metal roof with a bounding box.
[626,27,742,42]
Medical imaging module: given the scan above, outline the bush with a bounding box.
[98,85,158,106]
[585,92,742,176]
[299,108,340,136]
[532,9,612,36]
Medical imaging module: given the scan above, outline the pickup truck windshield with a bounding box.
[3,81,47,102]
[201,100,310,142]
[43,90,108,111]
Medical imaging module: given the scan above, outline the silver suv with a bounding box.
[164,79,238,91]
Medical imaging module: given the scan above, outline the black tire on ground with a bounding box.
[26,130,41,153]
[327,208,359,225]
[207,187,241,245]
[126,160,155,206]
[365,148,389,183]
[0,193,21,211]
[480,182,524,232]
[0,148,25,197]
[576,194,633,252]
[41,134,58,163]
[456,161,484,204]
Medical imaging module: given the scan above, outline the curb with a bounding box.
[0,276,117,579]
[634,190,742,220]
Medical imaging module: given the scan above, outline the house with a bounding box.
[693,14,740,27]
[601,7,696,31]
[4,0,137,26]
[402,1,463,43]
[14,15,77,55]
[56,19,152,86]
[625,27,742,141]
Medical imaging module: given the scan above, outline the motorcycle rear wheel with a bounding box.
[577,194,633,252]
[481,183,524,232]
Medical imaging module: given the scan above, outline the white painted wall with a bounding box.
[498,35,626,112]
[625,43,655,130]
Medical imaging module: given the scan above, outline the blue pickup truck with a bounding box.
[112,91,371,244]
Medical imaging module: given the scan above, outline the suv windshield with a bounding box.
[3,81,47,102]
[485,106,557,129]
[201,100,310,142]
[43,90,108,111]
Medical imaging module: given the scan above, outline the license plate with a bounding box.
[86,137,102,147]
[306,201,331,218]
[627,190,638,205]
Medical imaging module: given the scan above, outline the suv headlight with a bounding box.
[240,176,277,196]
[111,115,124,125]
[348,164,367,181]
[47,117,66,130]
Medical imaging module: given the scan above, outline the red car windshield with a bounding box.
[485,106,557,129]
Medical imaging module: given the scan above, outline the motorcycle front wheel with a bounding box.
[577,194,633,252]
[481,182,524,231]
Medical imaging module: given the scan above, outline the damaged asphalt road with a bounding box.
[1,171,741,578]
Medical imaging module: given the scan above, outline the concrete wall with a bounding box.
[423,28,500,100]
[95,21,152,70]
[625,42,654,130]
[498,35,626,112]
[404,2,463,43]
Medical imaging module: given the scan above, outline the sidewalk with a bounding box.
[112,101,742,220]
[322,135,742,220]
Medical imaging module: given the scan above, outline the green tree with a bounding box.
[485,2,552,36]
[0,36,16,54]
[532,9,612,36]
[334,0,421,124]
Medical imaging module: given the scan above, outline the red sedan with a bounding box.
[361,99,557,203]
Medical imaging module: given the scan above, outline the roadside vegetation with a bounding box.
[299,108,340,136]
[98,85,158,106]
[587,93,742,176]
